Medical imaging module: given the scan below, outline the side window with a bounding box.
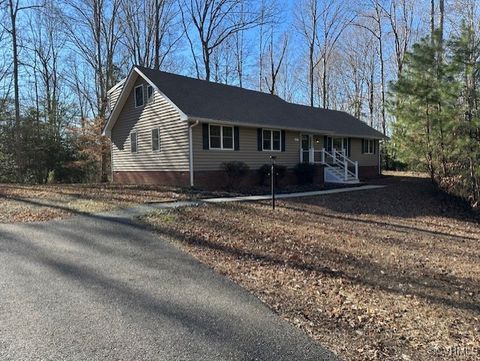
[262,129,281,151]
[147,85,154,104]
[208,125,234,150]
[262,130,271,150]
[222,126,233,149]
[134,85,144,107]
[209,125,222,149]
[131,131,138,153]
[151,128,160,151]
[362,139,375,154]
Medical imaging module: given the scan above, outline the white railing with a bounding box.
[300,147,358,181]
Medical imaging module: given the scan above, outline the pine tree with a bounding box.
[448,23,480,206]
[390,31,457,183]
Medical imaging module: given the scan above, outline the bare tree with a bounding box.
[265,29,288,95]
[5,1,42,127]
[119,0,181,69]
[296,0,320,107]
[62,0,122,120]
[61,0,123,181]
[382,0,415,78]
[0,3,12,110]
[27,0,65,131]
[356,0,387,134]
[317,0,355,109]
[180,0,266,81]
[297,0,354,108]
[3,0,43,179]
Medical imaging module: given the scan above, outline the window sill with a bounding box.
[208,148,235,151]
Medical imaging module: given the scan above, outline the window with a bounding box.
[151,128,160,151]
[362,139,375,154]
[147,85,154,103]
[134,85,144,107]
[333,137,343,151]
[262,129,281,151]
[131,131,138,153]
[209,125,234,150]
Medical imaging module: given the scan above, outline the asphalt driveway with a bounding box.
[0,208,337,360]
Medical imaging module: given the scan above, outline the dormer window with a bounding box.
[134,85,144,107]
[147,85,154,103]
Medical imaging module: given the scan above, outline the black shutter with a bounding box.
[374,139,377,154]
[234,126,240,150]
[202,123,209,149]
[347,137,352,157]
[361,139,365,154]
[323,136,328,151]
[281,130,286,152]
[257,128,262,151]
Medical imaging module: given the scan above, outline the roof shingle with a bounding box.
[136,66,386,139]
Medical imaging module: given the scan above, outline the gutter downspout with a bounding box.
[188,120,200,187]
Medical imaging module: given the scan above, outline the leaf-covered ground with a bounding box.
[0,183,193,223]
[142,174,480,361]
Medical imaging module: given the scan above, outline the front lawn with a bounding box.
[141,174,480,360]
[0,183,193,223]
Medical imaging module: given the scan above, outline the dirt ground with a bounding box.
[0,183,192,223]
[142,173,480,361]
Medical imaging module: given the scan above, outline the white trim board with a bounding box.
[203,185,386,203]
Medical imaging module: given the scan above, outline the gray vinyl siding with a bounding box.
[108,84,123,112]
[111,77,189,172]
[193,125,378,171]
[193,125,301,171]
[349,138,379,166]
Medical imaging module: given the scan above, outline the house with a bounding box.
[103,66,386,189]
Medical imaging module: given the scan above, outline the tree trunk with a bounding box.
[154,0,161,70]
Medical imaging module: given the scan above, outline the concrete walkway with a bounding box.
[96,184,385,219]
[202,185,386,204]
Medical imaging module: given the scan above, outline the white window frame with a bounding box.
[330,137,349,156]
[364,139,375,154]
[134,85,144,108]
[262,128,281,152]
[146,85,154,104]
[130,131,138,153]
[151,128,160,152]
[209,124,234,150]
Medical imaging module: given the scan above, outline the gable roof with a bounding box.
[104,66,386,139]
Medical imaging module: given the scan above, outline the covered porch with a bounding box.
[299,134,359,184]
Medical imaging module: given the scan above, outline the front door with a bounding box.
[301,134,311,163]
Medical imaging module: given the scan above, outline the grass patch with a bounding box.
[141,211,177,225]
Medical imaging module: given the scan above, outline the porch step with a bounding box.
[324,166,359,184]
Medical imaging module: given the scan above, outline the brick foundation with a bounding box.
[113,171,190,187]
[358,166,380,180]
[194,165,324,190]
[113,165,325,190]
